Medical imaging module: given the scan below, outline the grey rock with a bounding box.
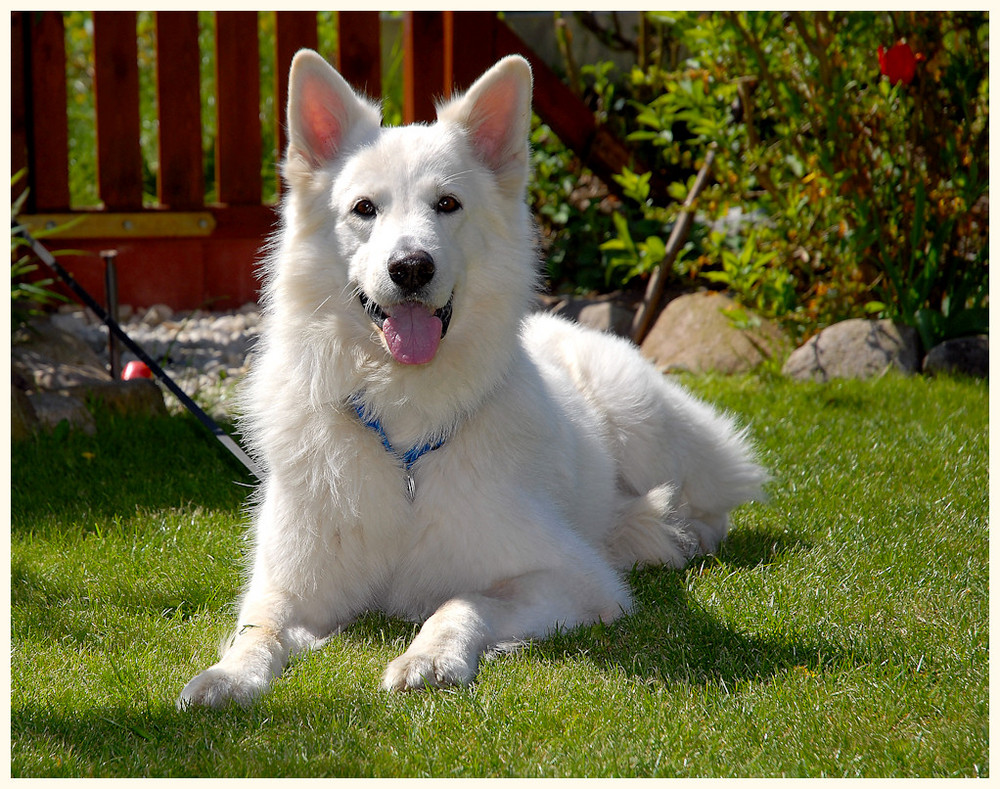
[640,291,791,374]
[141,303,174,327]
[782,318,919,381]
[36,304,258,419]
[65,379,168,418]
[12,321,109,390]
[550,295,635,337]
[12,317,168,438]
[11,384,39,441]
[923,335,988,378]
[28,391,97,435]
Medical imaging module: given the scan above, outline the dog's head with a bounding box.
[279,50,534,368]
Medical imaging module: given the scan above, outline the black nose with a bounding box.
[387,250,436,292]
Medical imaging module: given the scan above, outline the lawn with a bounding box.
[10,373,988,777]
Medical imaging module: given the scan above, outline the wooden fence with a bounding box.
[12,11,635,310]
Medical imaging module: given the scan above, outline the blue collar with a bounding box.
[351,399,447,474]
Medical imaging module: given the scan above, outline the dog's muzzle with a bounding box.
[360,292,453,365]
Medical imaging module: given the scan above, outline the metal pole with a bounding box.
[14,222,262,480]
[101,249,120,379]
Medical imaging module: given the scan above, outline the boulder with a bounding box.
[639,291,790,374]
[12,321,109,390]
[782,318,919,381]
[64,379,167,417]
[12,319,167,438]
[28,391,97,435]
[923,335,988,378]
[141,303,175,327]
[549,295,635,337]
[11,384,39,441]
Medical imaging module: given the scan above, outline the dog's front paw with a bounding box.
[176,665,268,710]
[381,650,478,691]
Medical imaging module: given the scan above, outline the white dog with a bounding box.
[178,50,766,708]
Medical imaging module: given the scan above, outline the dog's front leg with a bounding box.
[177,586,337,710]
[382,567,629,691]
[177,623,289,710]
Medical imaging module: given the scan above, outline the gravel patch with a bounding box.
[51,302,261,420]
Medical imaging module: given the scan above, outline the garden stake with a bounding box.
[13,222,262,480]
[101,249,121,379]
[630,144,717,345]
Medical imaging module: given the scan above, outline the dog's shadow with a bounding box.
[498,525,836,690]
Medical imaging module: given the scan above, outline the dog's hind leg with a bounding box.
[381,563,631,691]
[606,482,692,570]
[605,482,740,571]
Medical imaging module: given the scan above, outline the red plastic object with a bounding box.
[121,360,153,380]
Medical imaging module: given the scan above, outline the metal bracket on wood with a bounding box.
[15,211,217,239]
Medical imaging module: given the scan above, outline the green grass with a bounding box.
[11,374,988,777]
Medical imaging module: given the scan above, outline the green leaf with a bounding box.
[642,235,667,263]
[703,270,731,284]
[668,182,689,202]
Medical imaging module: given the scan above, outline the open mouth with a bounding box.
[360,292,453,365]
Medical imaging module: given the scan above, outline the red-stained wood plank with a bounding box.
[493,19,639,194]
[207,204,278,239]
[337,12,381,99]
[28,11,72,211]
[203,237,266,306]
[275,12,318,164]
[93,11,144,210]
[155,12,203,209]
[11,12,29,207]
[444,11,498,95]
[34,219,272,310]
[214,11,262,206]
[403,12,444,124]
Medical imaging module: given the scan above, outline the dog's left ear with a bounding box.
[437,56,533,195]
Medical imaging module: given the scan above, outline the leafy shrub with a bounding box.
[529,119,654,294]
[11,172,70,331]
[594,11,988,346]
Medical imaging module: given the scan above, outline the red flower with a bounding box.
[878,40,921,86]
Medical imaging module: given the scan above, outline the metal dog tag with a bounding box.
[405,473,416,502]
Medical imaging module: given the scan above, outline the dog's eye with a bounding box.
[352,199,377,218]
[436,195,462,214]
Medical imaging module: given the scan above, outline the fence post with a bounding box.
[444,12,498,93]
[155,12,203,210]
[214,11,262,206]
[93,11,144,210]
[337,12,381,98]
[275,12,319,168]
[403,12,444,123]
[25,11,71,211]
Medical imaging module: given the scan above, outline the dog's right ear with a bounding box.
[285,49,381,172]
[436,55,533,198]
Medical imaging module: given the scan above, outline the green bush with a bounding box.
[11,171,71,331]
[593,11,988,345]
[529,119,656,294]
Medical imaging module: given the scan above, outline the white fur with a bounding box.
[177,50,766,708]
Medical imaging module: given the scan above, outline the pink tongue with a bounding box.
[382,302,443,365]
